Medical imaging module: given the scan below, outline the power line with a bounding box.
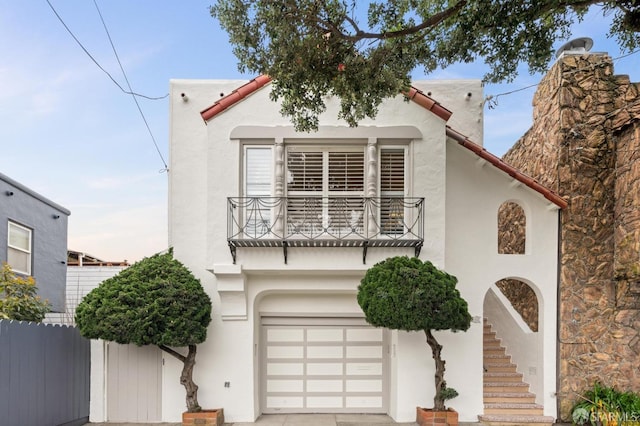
[45,0,168,102]
[485,49,640,109]
[92,0,168,172]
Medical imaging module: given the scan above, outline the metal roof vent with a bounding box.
[555,37,594,59]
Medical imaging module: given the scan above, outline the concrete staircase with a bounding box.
[479,320,554,426]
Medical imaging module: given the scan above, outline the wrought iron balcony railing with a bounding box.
[227,196,424,264]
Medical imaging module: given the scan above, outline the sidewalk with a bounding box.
[229,413,417,425]
[88,413,491,425]
[87,413,419,425]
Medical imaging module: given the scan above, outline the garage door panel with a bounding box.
[346,396,383,408]
[268,329,304,342]
[307,345,343,358]
[346,362,382,375]
[262,321,387,414]
[307,329,343,341]
[267,396,304,408]
[307,379,343,392]
[307,396,343,408]
[267,362,304,375]
[307,363,343,375]
[267,346,304,358]
[346,379,382,392]
[346,328,382,341]
[346,345,382,358]
[267,379,304,392]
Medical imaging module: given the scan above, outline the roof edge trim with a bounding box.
[446,127,568,209]
[200,75,452,123]
[200,75,272,122]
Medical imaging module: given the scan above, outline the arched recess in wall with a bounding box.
[494,279,539,331]
[497,201,526,254]
[483,278,543,406]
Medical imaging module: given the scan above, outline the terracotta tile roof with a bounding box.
[404,86,452,121]
[446,127,568,209]
[201,75,272,122]
[200,75,452,122]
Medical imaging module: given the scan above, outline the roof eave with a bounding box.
[446,126,568,209]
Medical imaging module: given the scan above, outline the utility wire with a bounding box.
[45,0,168,101]
[485,48,640,108]
[92,0,168,172]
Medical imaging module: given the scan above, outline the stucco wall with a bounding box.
[0,173,69,311]
[168,77,558,423]
[445,140,560,418]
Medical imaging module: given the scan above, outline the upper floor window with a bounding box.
[287,147,365,195]
[8,221,32,275]
[380,147,406,234]
[245,146,273,197]
[286,147,365,233]
[243,146,273,238]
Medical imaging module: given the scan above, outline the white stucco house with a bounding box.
[163,76,565,423]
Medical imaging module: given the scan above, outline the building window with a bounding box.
[8,221,32,275]
[243,146,273,237]
[380,147,406,234]
[287,146,365,233]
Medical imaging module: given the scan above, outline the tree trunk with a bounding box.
[425,329,446,411]
[159,344,202,413]
[181,344,201,412]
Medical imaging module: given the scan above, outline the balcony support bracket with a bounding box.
[415,242,423,258]
[282,241,288,264]
[362,241,368,265]
[228,242,237,264]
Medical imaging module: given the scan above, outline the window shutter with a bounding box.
[287,151,323,192]
[380,149,405,234]
[246,147,272,196]
[328,152,364,192]
[380,149,405,194]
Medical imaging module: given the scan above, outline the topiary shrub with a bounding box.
[358,256,471,411]
[75,249,212,413]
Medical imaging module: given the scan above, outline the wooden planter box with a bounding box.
[182,408,224,426]
[416,407,458,426]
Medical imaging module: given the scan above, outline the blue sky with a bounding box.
[1,2,637,262]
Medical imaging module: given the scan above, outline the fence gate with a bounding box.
[106,342,162,422]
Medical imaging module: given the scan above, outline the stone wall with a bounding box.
[500,53,640,421]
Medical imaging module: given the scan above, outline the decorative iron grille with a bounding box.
[227,196,424,263]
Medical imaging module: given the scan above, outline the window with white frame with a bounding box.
[8,221,32,275]
[379,147,406,234]
[286,146,365,233]
[244,146,273,237]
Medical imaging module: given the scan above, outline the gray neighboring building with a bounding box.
[0,172,70,312]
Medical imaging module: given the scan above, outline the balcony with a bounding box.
[227,196,424,264]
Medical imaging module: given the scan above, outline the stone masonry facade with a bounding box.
[500,52,640,421]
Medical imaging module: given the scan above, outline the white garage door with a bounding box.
[261,317,388,414]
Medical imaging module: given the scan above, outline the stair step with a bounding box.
[484,354,512,361]
[484,348,507,355]
[484,392,536,403]
[484,382,529,393]
[478,414,555,425]
[484,363,517,373]
[484,403,544,416]
[484,372,523,382]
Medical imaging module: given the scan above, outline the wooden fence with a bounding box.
[0,319,90,426]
